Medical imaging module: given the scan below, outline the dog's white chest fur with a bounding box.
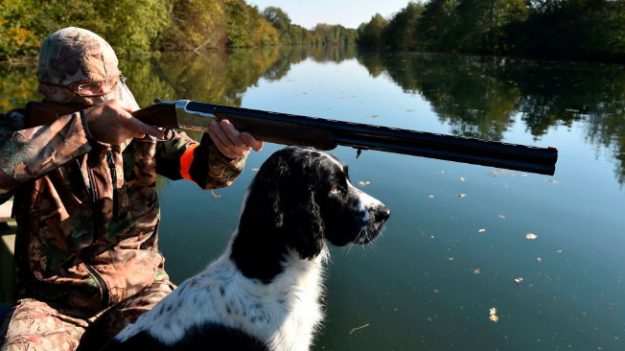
[116,241,327,351]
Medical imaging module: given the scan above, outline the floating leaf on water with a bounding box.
[457,193,467,199]
[430,235,435,239]
[514,277,524,285]
[428,194,435,199]
[489,169,509,177]
[548,179,560,185]
[489,307,499,323]
[555,249,563,254]
[473,268,481,275]
[447,257,455,261]
[478,228,487,233]
[489,169,527,178]
[525,233,538,240]
[251,168,260,172]
[370,114,379,119]
[358,180,372,186]
[460,176,466,182]
[210,190,222,199]
[433,288,440,294]
[536,257,543,263]
[498,214,507,220]
[349,323,370,335]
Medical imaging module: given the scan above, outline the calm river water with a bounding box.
[1,47,624,350]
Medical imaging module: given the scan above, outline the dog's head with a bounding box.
[233,147,390,282]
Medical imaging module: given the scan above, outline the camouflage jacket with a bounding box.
[0,108,244,314]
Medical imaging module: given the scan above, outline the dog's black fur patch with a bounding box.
[231,147,377,283]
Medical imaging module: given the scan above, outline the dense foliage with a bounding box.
[0,0,170,59]
[358,0,625,62]
[0,0,357,61]
[261,7,357,47]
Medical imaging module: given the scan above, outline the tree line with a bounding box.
[357,0,625,63]
[0,0,357,61]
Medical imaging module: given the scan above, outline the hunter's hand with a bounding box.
[84,99,164,145]
[207,119,263,160]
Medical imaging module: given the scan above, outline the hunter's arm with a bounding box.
[155,131,246,189]
[0,110,92,201]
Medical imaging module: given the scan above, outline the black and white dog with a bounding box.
[106,146,390,350]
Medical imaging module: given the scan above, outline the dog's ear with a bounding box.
[282,189,324,260]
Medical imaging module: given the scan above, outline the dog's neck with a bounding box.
[230,222,325,284]
[230,226,282,283]
[230,186,325,283]
[224,229,328,350]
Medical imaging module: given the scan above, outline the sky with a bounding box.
[246,0,413,29]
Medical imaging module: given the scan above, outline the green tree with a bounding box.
[224,0,278,48]
[357,14,389,48]
[262,6,307,45]
[517,0,625,61]
[383,2,424,50]
[455,0,528,53]
[157,0,227,51]
[263,6,291,32]
[0,0,170,59]
[416,0,462,51]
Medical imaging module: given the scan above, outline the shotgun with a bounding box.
[25,100,558,175]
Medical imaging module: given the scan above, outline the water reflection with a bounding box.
[2,46,625,350]
[356,51,625,184]
[1,47,624,183]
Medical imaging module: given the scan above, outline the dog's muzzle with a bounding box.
[356,205,391,244]
[373,206,391,223]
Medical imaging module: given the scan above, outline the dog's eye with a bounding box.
[329,186,345,196]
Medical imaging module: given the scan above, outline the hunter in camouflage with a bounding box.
[0,27,262,351]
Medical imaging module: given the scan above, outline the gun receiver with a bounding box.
[26,100,558,175]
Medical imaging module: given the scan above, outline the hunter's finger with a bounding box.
[126,117,164,139]
[219,120,247,150]
[240,132,263,151]
[207,120,238,158]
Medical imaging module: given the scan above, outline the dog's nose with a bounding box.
[374,206,391,222]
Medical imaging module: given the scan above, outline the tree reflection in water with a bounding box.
[1,48,624,184]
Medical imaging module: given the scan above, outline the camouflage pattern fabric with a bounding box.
[0,107,244,312]
[0,280,175,351]
[36,27,138,107]
[37,27,119,87]
[0,26,246,350]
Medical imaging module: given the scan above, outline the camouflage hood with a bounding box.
[37,27,139,108]
[37,27,120,86]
